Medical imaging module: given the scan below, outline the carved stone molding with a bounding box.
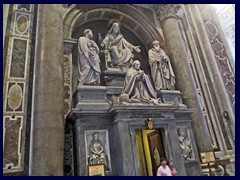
[155,4,182,22]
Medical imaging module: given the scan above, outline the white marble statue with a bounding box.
[77,29,101,86]
[119,60,161,104]
[101,19,141,67]
[177,128,193,160]
[148,40,175,91]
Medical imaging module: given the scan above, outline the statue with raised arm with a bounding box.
[119,60,161,104]
[148,40,175,91]
[101,19,141,67]
[77,29,101,86]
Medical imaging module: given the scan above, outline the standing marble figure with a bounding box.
[101,19,141,67]
[148,40,175,91]
[178,128,192,160]
[77,29,101,85]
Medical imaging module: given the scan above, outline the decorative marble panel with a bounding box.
[5,82,24,112]
[204,20,235,113]
[3,4,36,174]
[17,4,31,12]
[203,15,233,150]
[85,130,111,172]
[9,38,28,78]
[63,54,72,118]
[3,116,23,172]
[14,12,30,36]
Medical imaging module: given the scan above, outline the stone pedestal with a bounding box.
[160,90,183,104]
[68,87,202,176]
[73,86,108,108]
[103,69,126,87]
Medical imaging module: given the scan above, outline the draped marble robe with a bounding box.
[78,36,101,85]
[102,22,140,66]
[148,47,175,91]
[121,61,160,104]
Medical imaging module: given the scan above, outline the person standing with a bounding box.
[156,158,172,176]
[77,29,101,86]
[168,160,178,176]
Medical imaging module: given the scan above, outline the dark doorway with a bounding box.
[147,130,165,176]
[135,129,165,176]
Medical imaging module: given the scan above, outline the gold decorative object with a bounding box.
[146,118,153,130]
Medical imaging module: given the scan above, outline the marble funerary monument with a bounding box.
[3,4,235,176]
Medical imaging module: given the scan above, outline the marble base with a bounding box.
[72,86,107,107]
[160,90,183,104]
[102,69,126,87]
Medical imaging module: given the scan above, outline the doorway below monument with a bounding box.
[135,129,166,176]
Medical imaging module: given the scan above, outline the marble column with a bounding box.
[30,5,65,175]
[155,4,213,152]
[188,4,235,148]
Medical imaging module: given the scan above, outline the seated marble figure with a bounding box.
[88,132,108,167]
[101,19,141,69]
[118,60,161,104]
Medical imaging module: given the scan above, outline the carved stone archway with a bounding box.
[63,4,166,90]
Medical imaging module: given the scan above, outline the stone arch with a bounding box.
[63,4,165,88]
[63,4,164,45]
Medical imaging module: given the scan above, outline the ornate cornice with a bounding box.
[155,4,182,22]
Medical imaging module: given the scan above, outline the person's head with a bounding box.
[132,60,141,70]
[84,29,93,39]
[107,19,121,29]
[92,132,99,141]
[168,160,174,167]
[160,158,167,167]
[153,40,160,52]
[178,128,185,137]
[111,23,120,34]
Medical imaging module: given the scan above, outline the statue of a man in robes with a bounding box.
[77,29,101,86]
[101,19,141,68]
[148,40,175,91]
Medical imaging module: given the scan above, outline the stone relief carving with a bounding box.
[101,19,141,70]
[63,55,72,118]
[85,131,110,171]
[115,60,161,105]
[177,128,194,160]
[77,29,101,86]
[89,132,106,165]
[148,40,175,91]
[155,4,182,22]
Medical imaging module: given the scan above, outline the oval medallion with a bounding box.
[8,84,22,110]
[17,15,28,33]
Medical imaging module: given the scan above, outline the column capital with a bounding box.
[155,4,182,22]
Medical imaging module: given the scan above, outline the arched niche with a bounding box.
[63,4,165,89]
